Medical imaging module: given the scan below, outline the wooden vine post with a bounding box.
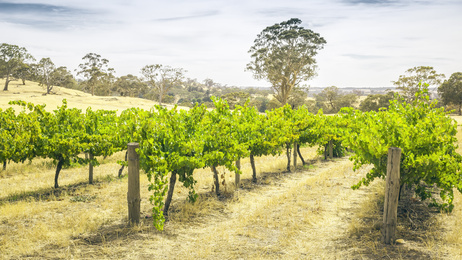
[89,153,94,184]
[328,140,333,159]
[127,142,140,224]
[382,147,401,244]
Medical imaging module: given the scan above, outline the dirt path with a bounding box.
[65,157,384,259]
[23,153,458,259]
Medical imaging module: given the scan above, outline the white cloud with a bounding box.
[0,0,461,88]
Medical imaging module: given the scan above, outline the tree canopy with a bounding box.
[359,92,394,112]
[438,72,462,115]
[246,18,326,105]
[0,43,34,91]
[392,66,444,102]
[36,57,56,94]
[140,64,185,105]
[314,86,357,113]
[77,53,114,96]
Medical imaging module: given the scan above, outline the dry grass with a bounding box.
[0,82,462,259]
[0,79,179,113]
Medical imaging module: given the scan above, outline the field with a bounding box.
[1,81,462,259]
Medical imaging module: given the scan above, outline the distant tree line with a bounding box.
[1,42,461,114]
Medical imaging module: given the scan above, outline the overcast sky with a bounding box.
[1,0,461,88]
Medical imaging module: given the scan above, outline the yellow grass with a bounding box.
[0,79,179,113]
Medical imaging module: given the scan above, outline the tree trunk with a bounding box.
[286,145,291,172]
[163,171,177,218]
[118,151,128,177]
[297,144,306,165]
[54,158,65,188]
[328,140,333,159]
[235,159,241,189]
[212,165,220,195]
[250,153,257,183]
[22,79,25,85]
[293,142,298,169]
[3,74,10,91]
[324,143,328,160]
[89,153,94,184]
[2,161,6,171]
[158,85,164,105]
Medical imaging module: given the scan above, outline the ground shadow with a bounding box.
[336,185,448,259]
[0,174,121,205]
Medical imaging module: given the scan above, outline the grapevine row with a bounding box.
[1,85,462,230]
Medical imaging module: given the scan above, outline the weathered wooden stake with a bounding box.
[328,140,333,159]
[293,142,298,170]
[382,147,401,244]
[235,159,241,189]
[127,142,140,224]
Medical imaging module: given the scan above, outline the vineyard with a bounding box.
[1,83,462,259]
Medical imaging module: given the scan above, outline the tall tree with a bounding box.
[0,43,34,91]
[438,72,462,115]
[77,53,114,96]
[15,62,33,85]
[113,74,147,97]
[359,91,395,112]
[36,57,56,94]
[140,64,185,105]
[246,18,326,105]
[52,66,77,89]
[392,66,445,102]
[314,86,358,113]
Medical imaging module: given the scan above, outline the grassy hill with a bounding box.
[0,79,180,113]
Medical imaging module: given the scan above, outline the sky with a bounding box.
[0,0,461,88]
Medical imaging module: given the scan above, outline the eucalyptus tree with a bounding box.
[438,72,462,115]
[393,66,445,102]
[246,18,326,105]
[140,64,186,104]
[113,74,147,97]
[36,57,56,94]
[77,53,114,96]
[0,43,34,91]
[52,66,77,89]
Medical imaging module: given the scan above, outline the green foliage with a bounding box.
[113,74,147,97]
[221,92,250,109]
[137,104,207,230]
[201,97,248,172]
[82,108,119,166]
[36,57,56,94]
[314,86,358,113]
[0,103,42,168]
[359,92,394,112]
[247,18,326,105]
[77,53,115,96]
[438,72,462,115]
[393,66,445,102]
[0,43,34,91]
[344,84,462,211]
[140,64,185,104]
